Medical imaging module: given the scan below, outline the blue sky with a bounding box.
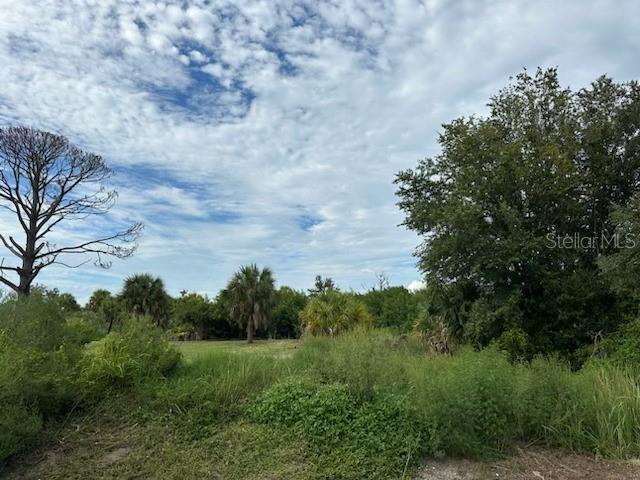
[0,0,639,303]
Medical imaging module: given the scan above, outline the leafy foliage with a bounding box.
[251,378,420,480]
[307,275,339,296]
[598,193,640,310]
[0,294,84,460]
[171,292,213,339]
[269,287,306,338]
[361,286,419,331]
[208,288,243,338]
[87,288,125,332]
[396,68,640,355]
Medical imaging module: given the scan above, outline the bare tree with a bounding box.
[0,126,142,295]
[374,271,390,291]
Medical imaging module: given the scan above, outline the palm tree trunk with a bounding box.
[246,318,254,343]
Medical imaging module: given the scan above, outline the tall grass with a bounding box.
[283,329,640,459]
[140,349,291,437]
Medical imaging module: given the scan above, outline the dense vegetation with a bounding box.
[396,68,640,360]
[3,295,640,478]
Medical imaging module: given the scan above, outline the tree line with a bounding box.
[80,270,424,342]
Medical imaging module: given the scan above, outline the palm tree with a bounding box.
[228,264,275,343]
[300,291,372,336]
[87,288,123,332]
[120,273,170,327]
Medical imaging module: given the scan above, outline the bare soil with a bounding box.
[416,447,640,480]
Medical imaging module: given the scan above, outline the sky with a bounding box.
[0,0,639,303]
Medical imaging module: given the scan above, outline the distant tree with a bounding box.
[209,288,242,338]
[120,274,170,327]
[53,292,80,314]
[307,275,339,296]
[228,264,275,343]
[301,291,372,336]
[28,285,81,314]
[395,68,640,355]
[361,286,418,331]
[373,272,390,291]
[87,288,123,332]
[0,126,142,296]
[171,292,212,339]
[270,286,307,338]
[87,289,112,312]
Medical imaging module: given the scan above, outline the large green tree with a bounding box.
[227,264,275,343]
[395,68,640,354]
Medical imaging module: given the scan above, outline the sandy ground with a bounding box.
[416,448,640,480]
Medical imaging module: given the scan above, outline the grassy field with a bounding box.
[173,338,298,360]
[3,331,640,480]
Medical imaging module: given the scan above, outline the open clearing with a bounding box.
[3,339,639,480]
[173,338,299,360]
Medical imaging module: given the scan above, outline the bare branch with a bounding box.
[0,125,142,295]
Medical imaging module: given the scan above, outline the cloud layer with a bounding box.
[0,0,639,302]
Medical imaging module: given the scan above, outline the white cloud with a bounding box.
[0,0,638,303]
[406,280,425,293]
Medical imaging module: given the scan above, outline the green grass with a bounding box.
[172,338,298,360]
[4,330,640,480]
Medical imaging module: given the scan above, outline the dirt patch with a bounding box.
[101,447,130,465]
[416,448,640,480]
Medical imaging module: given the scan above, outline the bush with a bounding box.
[493,327,533,362]
[0,403,42,461]
[65,311,107,345]
[300,291,372,336]
[269,287,306,338]
[251,378,421,480]
[0,294,84,461]
[80,318,181,394]
[602,318,640,366]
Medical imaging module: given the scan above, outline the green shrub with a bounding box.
[409,348,520,457]
[493,327,533,362]
[292,328,411,400]
[604,318,640,366]
[80,318,181,394]
[251,378,421,480]
[362,286,419,332]
[0,294,84,461]
[542,362,640,457]
[65,311,107,345]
